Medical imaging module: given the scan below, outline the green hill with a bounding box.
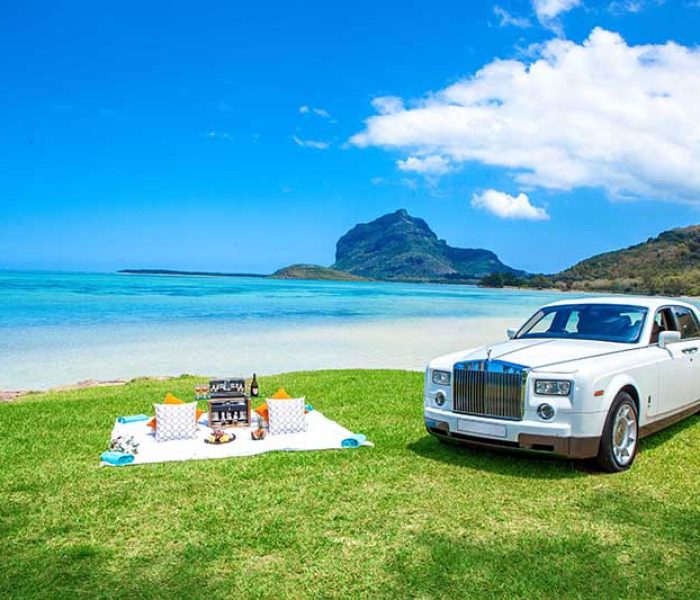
[535,225,700,296]
[269,264,368,281]
[332,209,521,281]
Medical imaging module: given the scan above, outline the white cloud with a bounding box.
[609,0,666,14]
[532,0,580,33]
[371,96,404,115]
[472,190,550,220]
[609,0,644,14]
[494,6,531,28]
[299,105,332,119]
[397,155,453,175]
[533,0,580,20]
[351,28,700,204]
[292,135,330,149]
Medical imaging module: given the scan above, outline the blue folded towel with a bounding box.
[100,451,135,466]
[116,414,150,424]
[341,433,367,449]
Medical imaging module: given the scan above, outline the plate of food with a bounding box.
[205,430,236,445]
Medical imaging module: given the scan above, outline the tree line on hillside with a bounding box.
[479,271,700,297]
[479,225,700,297]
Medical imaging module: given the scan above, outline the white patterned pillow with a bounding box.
[154,401,198,442]
[268,397,307,435]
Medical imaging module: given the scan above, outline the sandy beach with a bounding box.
[0,316,512,394]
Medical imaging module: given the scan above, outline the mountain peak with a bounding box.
[332,210,519,281]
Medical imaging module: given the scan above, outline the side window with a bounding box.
[650,308,677,344]
[673,306,700,340]
[563,311,580,333]
[527,311,557,335]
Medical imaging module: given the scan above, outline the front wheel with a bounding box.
[595,391,639,473]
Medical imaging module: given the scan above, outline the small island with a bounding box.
[269,264,369,281]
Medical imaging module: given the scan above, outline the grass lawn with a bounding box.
[1,369,700,599]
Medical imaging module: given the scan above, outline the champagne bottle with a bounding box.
[251,373,259,397]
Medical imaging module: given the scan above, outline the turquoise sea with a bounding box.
[0,270,595,390]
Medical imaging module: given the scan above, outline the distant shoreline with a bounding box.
[118,269,268,279]
[118,267,486,285]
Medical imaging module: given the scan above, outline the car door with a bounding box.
[672,305,700,407]
[655,306,698,416]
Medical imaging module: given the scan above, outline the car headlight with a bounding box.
[432,370,451,386]
[535,379,572,396]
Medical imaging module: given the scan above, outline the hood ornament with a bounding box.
[486,348,493,362]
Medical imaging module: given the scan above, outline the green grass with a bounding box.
[1,370,700,599]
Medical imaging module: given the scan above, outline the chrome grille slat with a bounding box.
[453,360,524,421]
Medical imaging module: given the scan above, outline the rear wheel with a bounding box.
[595,391,639,473]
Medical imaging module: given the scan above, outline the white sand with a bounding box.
[1,316,517,391]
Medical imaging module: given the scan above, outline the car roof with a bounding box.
[540,295,699,312]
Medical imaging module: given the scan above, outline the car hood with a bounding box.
[433,338,634,373]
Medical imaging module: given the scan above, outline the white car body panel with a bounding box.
[424,296,700,459]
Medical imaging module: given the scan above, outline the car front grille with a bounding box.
[453,360,526,421]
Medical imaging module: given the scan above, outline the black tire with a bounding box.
[595,391,639,473]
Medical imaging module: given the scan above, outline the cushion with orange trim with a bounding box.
[255,389,293,422]
[147,392,204,428]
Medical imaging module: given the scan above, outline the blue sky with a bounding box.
[2,0,700,274]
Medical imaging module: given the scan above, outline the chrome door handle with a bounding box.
[682,347,698,354]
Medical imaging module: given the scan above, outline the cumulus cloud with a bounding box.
[396,155,453,175]
[472,190,550,220]
[292,135,330,149]
[371,96,404,115]
[494,6,531,28]
[299,105,332,119]
[350,28,700,204]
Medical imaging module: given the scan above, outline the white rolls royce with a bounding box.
[424,297,700,472]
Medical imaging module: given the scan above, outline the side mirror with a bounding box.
[507,328,517,340]
[659,330,681,349]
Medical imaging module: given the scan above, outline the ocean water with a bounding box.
[0,270,580,390]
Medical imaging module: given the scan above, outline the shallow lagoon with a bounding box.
[0,270,635,390]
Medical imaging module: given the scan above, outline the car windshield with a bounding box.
[517,303,648,344]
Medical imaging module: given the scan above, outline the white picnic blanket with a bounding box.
[102,410,372,466]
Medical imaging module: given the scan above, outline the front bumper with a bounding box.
[425,407,600,459]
